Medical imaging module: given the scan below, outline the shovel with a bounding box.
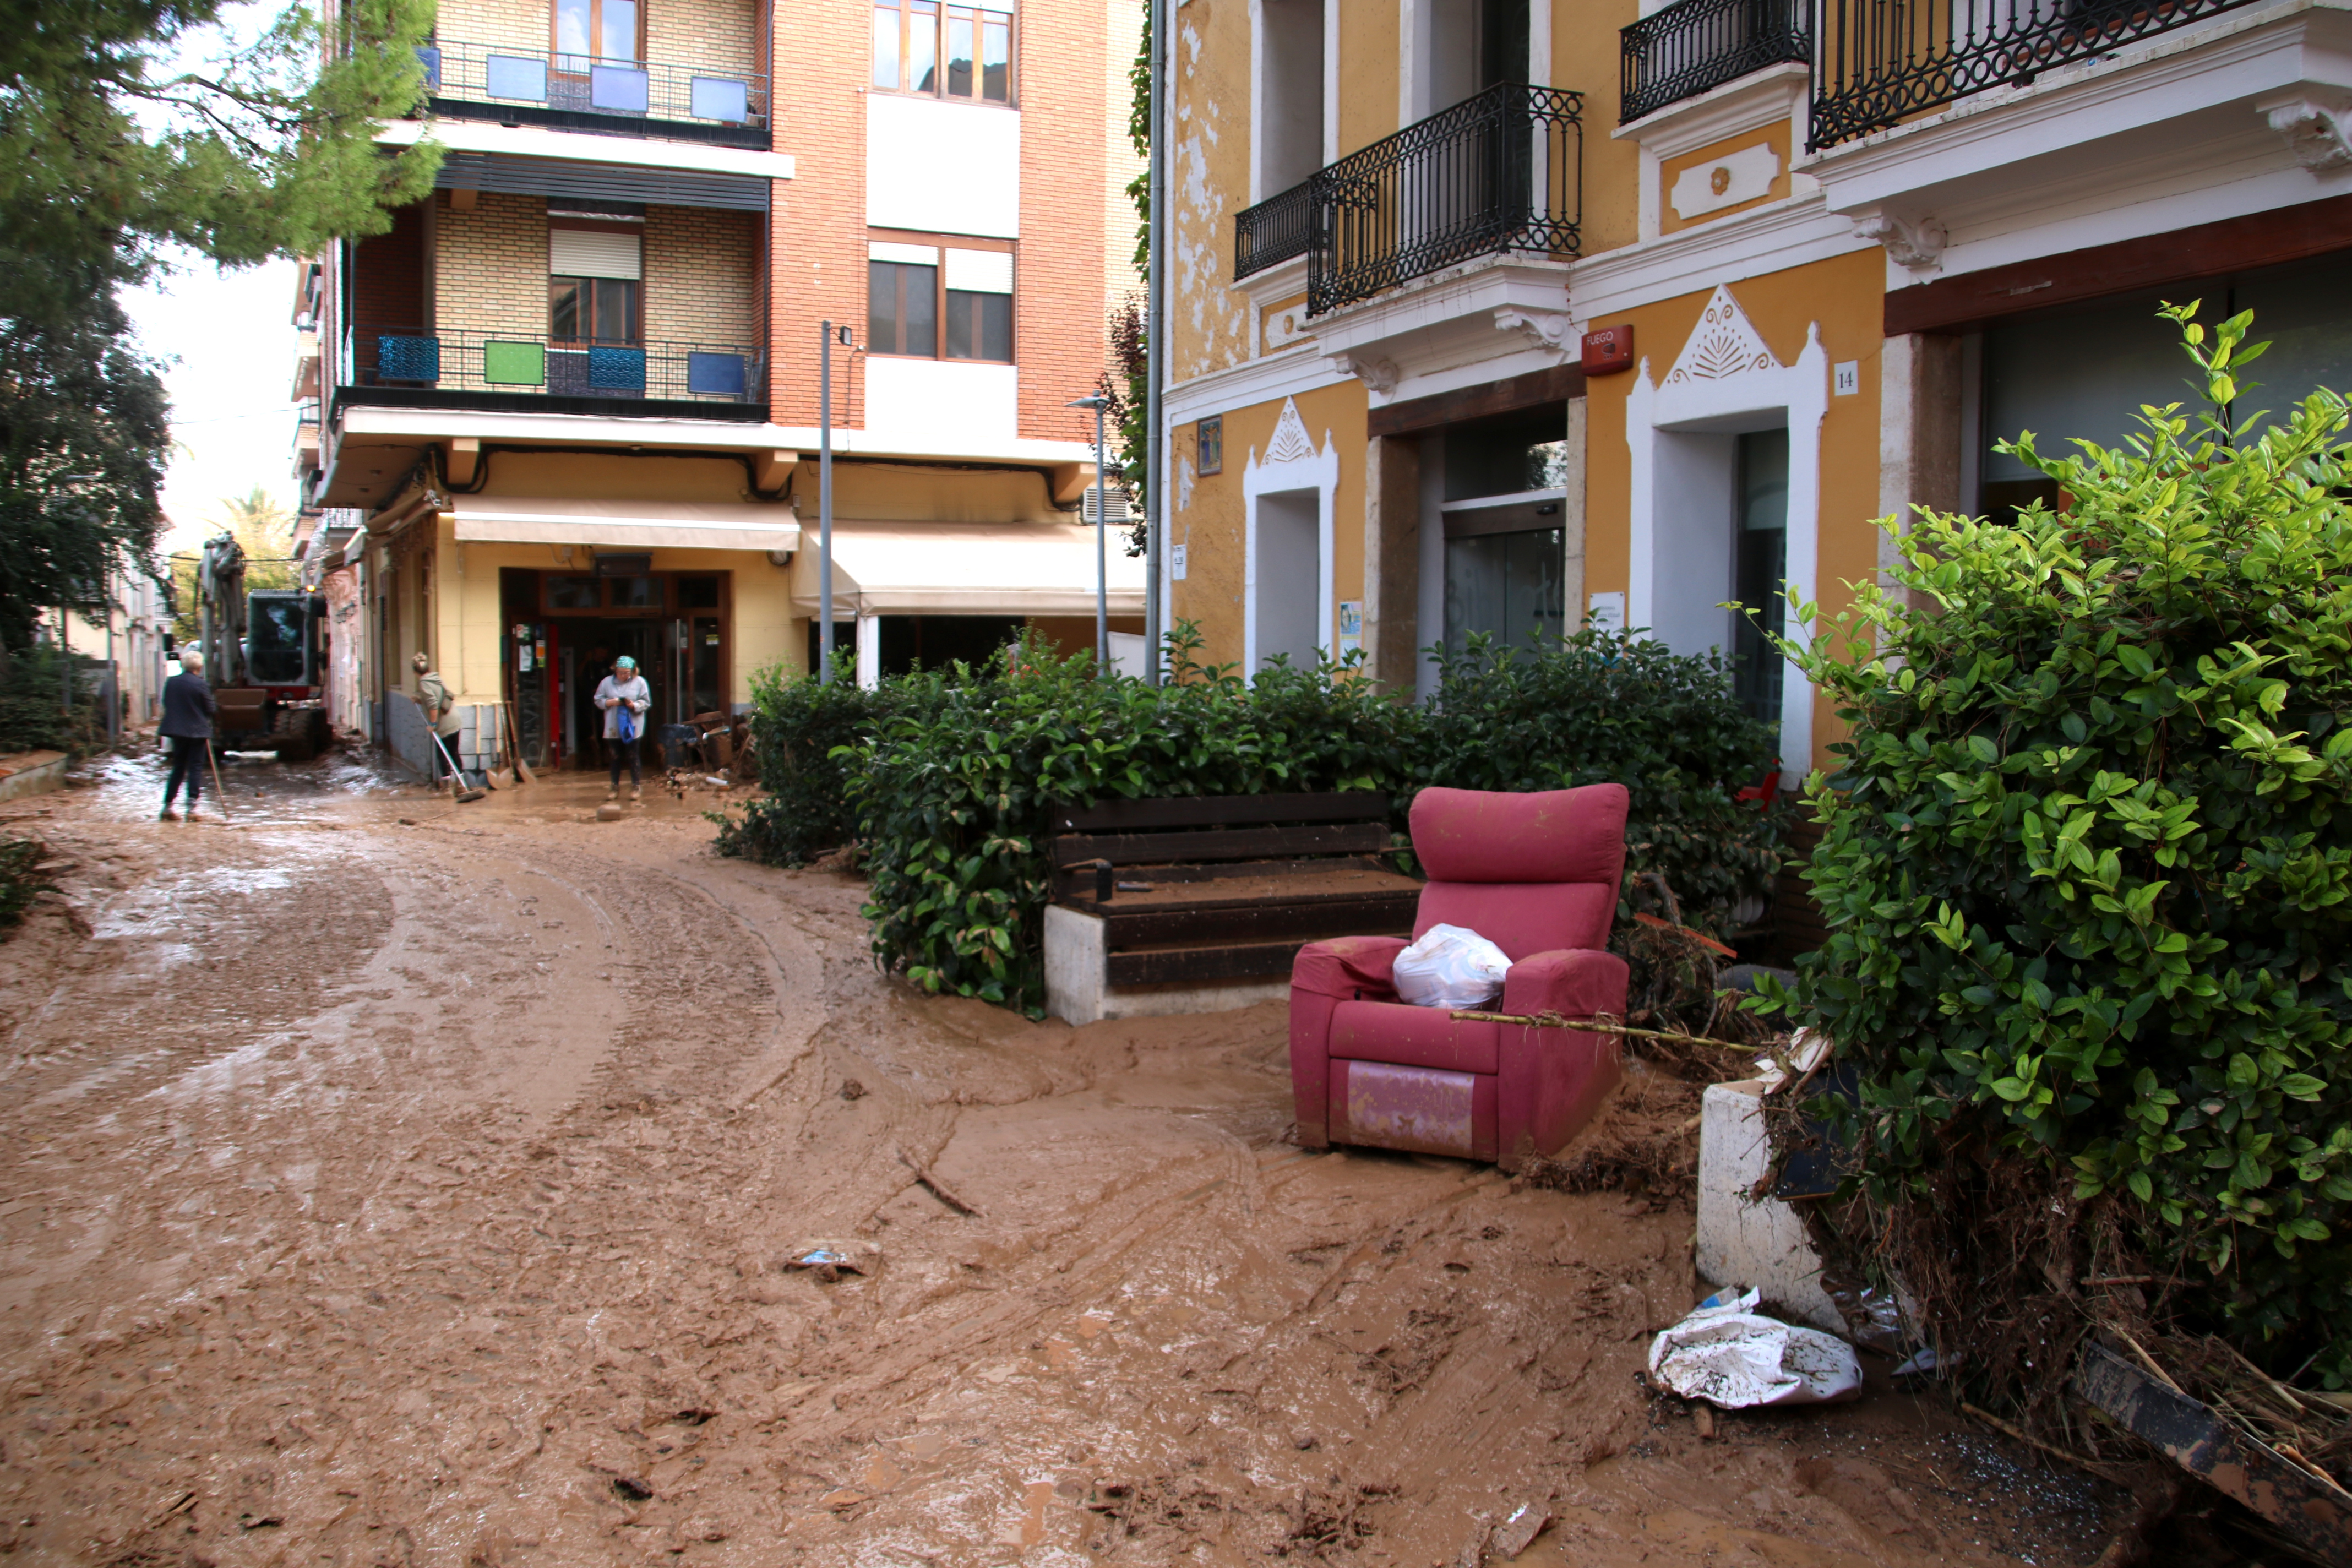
[430,730,487,803]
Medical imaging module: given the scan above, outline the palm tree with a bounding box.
[170,488,300,640]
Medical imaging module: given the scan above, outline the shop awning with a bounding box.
[792,521,1145,617]
[449,495,800,552]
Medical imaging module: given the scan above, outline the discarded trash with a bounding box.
[1488,1501,1550,1559]
[839,1078,868,1101]
[1648,1288,1864,1409]
[1393,923,1510,1009]
[595,802,625,822]
[785,1238,875,1282]
[1891,1345,1941,1379]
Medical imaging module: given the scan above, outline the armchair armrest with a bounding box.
[1501,947,1629,1020]
[1291,934,1409,1001]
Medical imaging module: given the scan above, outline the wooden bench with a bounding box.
[1041,792,1422,1024]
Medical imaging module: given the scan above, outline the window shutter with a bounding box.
[944,248,1012,294]
[549,229,643,280]
[869,241,941,265]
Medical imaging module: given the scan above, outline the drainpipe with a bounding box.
[1144,0,1169,685]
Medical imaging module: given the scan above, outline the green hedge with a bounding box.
[1772,305,2352,1389]
[726,624,1783,1012]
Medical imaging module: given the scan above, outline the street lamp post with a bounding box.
[1066,395,1109,675]
[819,322,853,683]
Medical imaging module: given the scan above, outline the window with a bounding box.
[1196,416,1223,476]
[556,0,639,62]
[549,277,640,344]
[873,0,1014,102]
[868,238,1015,362]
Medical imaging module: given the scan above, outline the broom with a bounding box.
[430,729,487,803]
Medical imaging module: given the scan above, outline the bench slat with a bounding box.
[1057,821,1391,868]
[1053,791,1390,834]
[1104,892,1420,950]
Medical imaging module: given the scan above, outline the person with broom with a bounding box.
[413,651,464,785]
[595,654,650,804]
[159,649,217,822]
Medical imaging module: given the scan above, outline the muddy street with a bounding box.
[0,756,2126,1567]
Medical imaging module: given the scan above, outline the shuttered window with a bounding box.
[549,228,642,280]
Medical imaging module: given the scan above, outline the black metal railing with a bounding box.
[1308,83,1582,317]
[418,38,770,131]
[1234,177,1315,280]
[1811,0,2262,148]
[347,327,766,405]
[1621,0,1810,123]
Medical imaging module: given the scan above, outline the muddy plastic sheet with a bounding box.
[1648,1288,1865,1409]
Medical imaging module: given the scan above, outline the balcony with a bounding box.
[1811,0,2264,148]
[418,39,770,149]
[1621,0,1810,124]
[1234,178,1314,281]
[1234,84,1582,319]
[340,328,768,422]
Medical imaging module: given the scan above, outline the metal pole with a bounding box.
[1095,401,1108,675]
[104,570,117,744]
[819,319,834,684]
[1143,0,1168,684]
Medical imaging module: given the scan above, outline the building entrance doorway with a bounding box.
[502,567,731,771]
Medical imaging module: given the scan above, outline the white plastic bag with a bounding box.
[1647,1288,1864,1409]
[1392,923,1511,1010]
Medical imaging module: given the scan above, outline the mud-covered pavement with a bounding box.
[0,750,2131,1567]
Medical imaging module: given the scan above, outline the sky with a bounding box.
[120,255,306,558]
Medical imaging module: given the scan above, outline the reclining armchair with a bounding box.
[1288,784,1631,1170]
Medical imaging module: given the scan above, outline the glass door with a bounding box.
[553,0,643,113]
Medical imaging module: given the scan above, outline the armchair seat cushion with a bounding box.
[1330,1001,1499,1074]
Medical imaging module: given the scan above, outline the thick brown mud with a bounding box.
[0,753,2130,1566]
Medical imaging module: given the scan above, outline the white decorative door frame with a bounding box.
[1626,285,1828,787]
[1243,396,1340,674]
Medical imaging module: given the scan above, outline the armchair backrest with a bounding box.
[1407,784,1630,961]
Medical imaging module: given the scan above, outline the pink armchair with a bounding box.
[1288,784,1631,1170]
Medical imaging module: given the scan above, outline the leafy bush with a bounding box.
[1428,629,1784,937]
[0,647,101,755]
[712,667,911,866]
[852,631,1419,1008]
[1774,306,2352,1392]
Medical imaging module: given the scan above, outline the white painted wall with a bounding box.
[863,357,1020,446]
[866,95,1021,238]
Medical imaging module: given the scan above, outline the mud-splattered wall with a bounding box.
[1170,1,1256,385]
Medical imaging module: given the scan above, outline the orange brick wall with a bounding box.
[1015,0,1112,444]
[436,0,548,52]
[434,189,548,340]
[767,0,870,430]
[766,0,1123,443]
[645,206,761,346]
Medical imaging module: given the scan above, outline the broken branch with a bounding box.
[897,1150,983,1218]
[1447,1009,1760,1052]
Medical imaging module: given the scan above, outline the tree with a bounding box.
[0,0,439,650]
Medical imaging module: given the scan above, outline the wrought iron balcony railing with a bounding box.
[1621,0,1810,124]
[1234,177,1315,280]
[347,327,766,407]
[1811,0,2262,148]
[1308,83,1583,317]
[417,38,770,137]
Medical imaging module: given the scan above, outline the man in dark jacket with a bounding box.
[159,650,217,821]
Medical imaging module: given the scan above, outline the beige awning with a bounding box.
[449,495,800,553]
[792,521,1145,617]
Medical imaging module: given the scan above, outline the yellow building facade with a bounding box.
[1161,0,2352,785]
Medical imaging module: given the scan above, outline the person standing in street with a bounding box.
[413,651,462,781]
[159,650,216,821]
[595,654,650,803]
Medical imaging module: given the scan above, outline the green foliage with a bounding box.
[852,631,1419,1009]
[0,837,53,932]
[711,666,914,867]
[0,646,103,755]
[743,622,1778,1015]
[0,285,169,651]
[1427,629,1785,938]
[1,0,442,316]
[1772,304,2352,1386]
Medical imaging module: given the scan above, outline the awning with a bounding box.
[793,521,1145,617]
[450,495,799,553]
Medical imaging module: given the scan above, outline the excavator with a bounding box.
[192,533,331,762]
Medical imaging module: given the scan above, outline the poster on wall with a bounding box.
[1337,600,1363,658]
